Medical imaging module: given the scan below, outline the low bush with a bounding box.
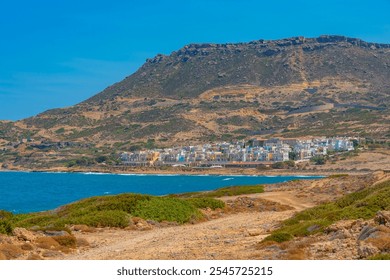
[367,254,390,260]
[311,155,326,165]
[66,210,130,228]
[35,237,61,250]
[133,197,202,224]
[0,210,13,220]
[0,220,13,235]
[263,232,293,243]
[59,193,151,217]
[187,198,225,210]
[271,161,295,169]
[13,213,60,230]
[0,210,14,234]
[175,185,265,198]
[53,235,77,248]
[205,185,264,197]
[328,174,349,178]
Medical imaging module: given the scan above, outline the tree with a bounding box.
[311,155,326,165]
[289,151,299,160]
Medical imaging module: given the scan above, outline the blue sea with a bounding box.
[0,171,322,213]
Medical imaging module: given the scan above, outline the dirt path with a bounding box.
[60,210,296,260]
[59,190,316,260]
[258,192,315,211]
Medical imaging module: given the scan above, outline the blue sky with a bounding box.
[0,0,389,120]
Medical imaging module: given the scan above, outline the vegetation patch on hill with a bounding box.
[186,197,226,210]
[368,254,390,260]
[0,192,226,233]
[172,185,264,198]
[133,197,202,224]
[263,179,390,243]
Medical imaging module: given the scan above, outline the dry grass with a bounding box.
[76,238,89,247]
[27,253,43,260]
[0,244,23,259]
[34,235,78,255]
[72,224,95,233]
[35,237,61,250]
[53,235,77,248]
[225,197,293,213]
[255,240,280,250]
[284,248,306,260]
[367,234,390,251]
[20,243,34,251]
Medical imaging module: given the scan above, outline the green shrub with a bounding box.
[13,213,58,229]
[187,198,225,210]
[311,155,326,165]
[367,254,390,260]
[55,128,65,134]
[0,220,13,235]
[175,185,265,198]
[328,174,349,178]
[13,194,152,229]
[133,197,202,224]
[263,232,293,243]
[65,160,77,167]
[0,210,13,220]
[271,161,295,169]
[53,235,77,248]
[95,155,108,163]
[67,210,130,228]
[59,193,151,216]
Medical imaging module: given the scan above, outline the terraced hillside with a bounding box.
[0,35,389,167]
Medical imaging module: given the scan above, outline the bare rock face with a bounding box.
[291,214,390,260]
[0,244,24,260]
[132,217,153,231]
[12,227,42,242]
[358,225,378,240]
[357,243,380,259]
[374,211,390,226]
[71,224,91,232]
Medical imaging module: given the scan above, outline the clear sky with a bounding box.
[0,0,389,120]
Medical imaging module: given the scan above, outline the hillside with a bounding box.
[0,35,389,168]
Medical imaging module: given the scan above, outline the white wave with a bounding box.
[117,173,148,176]
[294,175,324,178]
[222,178,234,181]
[82,172,110,175]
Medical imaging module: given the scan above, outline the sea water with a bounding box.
[0,171,322,213]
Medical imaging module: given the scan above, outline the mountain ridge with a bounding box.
[82,35,390,104]
[0,35,389,168]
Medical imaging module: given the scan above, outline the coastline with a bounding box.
[2,171,388,261]
[0,165,369,177]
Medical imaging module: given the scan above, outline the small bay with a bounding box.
[0,171,322,213]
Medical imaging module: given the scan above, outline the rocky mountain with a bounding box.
[2,35,390,157]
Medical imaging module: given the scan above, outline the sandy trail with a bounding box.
[61,210,296,260]
[258,192,315,211]
[60,190,314,260]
